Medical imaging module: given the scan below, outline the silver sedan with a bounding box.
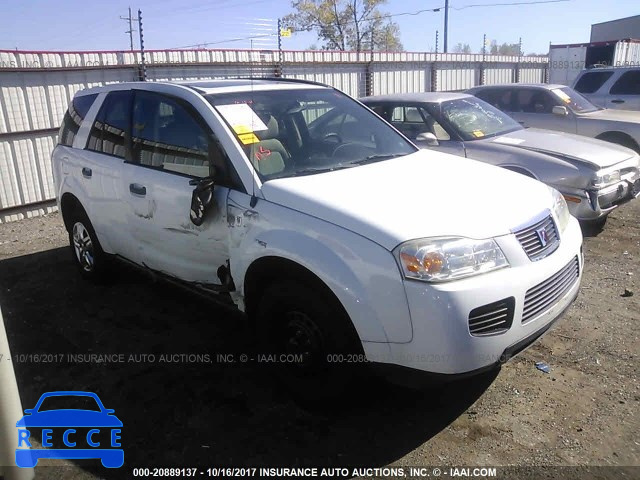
[466,83,640,153]
[360,92,640,225]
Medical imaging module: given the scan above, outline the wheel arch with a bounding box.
[60,192,86,232]
[596,131,640,153]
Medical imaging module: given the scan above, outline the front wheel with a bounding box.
[256,282,367,405]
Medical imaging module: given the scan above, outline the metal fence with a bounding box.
[0,48,548,223]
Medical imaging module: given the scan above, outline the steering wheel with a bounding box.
[331,142,359,159]
[323,132,343,144]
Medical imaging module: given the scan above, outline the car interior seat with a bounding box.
[249,116,290,176]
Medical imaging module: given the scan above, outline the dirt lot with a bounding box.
[0,202,638,480]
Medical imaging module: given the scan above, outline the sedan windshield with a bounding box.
[207,88,416,181]
[550,87,599,113]
[435,97,522,141]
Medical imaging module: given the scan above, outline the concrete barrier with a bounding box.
[0,305,34,480]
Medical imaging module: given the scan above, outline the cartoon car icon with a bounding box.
[15,391,123,468]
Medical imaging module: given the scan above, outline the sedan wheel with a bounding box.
[72,222,95,272]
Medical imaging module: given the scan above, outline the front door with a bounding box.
[124,90,233,284]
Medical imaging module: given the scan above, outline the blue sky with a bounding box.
[1,0,638,54]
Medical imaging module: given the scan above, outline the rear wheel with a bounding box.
[256,281,366,405]
[67,208,110,282]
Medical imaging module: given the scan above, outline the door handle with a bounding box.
[611,99,625,104]
[82,167,92,178]
[129,183,146,196]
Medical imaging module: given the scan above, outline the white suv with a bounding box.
[572,66,640,111]
[52,79,583,396]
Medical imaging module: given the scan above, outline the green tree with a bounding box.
[453,43,471,53]
[283,0,403,52]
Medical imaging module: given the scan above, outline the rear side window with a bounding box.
[574,71,613,94]
[86,91,133,159]
[57,94,98,147]
[610,71,640,95]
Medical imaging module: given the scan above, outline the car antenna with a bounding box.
[249,39,258,208]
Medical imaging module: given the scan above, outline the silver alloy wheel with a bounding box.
[72,222,94,272]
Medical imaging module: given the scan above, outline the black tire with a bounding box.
[255,281,366,405]
[597,133,640,154]
[67,207,110,282]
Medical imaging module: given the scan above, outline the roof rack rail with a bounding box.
[251,76,331,88]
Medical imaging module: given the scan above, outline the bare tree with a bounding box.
[283,0,403,52]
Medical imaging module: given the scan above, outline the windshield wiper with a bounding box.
[352,152,408,165]
[289,164,357,177]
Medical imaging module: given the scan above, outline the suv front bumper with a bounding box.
[362,217,583,376]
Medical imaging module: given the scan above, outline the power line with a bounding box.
[452,0,570,9]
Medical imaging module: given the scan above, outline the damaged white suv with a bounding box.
[52,79,583,395]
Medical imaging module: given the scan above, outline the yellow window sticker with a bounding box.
[553,89,572,103]
[238,132,260,145]
[472,130,485,138]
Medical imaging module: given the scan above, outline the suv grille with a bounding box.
[469,297,515,336]
[514,214,559,261]
[523,256,579,324]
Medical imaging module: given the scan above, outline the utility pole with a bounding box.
[435,30,439,54]
[443,0,449,53]
[138,9,146,81]
[120,7,139,51]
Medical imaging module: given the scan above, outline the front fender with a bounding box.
[232,227,413,344]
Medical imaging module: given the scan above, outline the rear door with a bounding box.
[82,90,139,262]
[124,89,238,284]
[606,70,640,110]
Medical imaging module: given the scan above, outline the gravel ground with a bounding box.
[0,202,638,480]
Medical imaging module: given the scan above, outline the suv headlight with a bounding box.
[550,187,570,233]
[394,237,509,283]
[592,170,621,188]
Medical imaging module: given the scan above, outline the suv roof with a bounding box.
[76,77,329,97]
[469,83,566,91]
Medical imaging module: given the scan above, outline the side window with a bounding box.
[86,91,132,159]
[131,91,241,187]
[475,89,512,112]
[58,94,98,147]
[515,89,557,114]
[574,71,613,94]
[388,106,449,141]
[610,71,640,95]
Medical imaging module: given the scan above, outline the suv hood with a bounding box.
[583,108,640,124]
[261,150,554,250]
[489,128,636,169]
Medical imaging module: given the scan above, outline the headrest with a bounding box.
[261,116,279,139]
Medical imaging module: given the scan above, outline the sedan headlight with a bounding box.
[394,237,509,283]
[592,170,621,188]
[550,186,570,233]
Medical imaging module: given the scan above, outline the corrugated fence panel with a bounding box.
[437,66,478,91]
[371,63,430,95]
[0,49,549,221]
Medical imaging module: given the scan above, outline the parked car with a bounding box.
[361,92,640,226]
[466,83,640,153]
[572,66,640,111]
[53,79,583,398]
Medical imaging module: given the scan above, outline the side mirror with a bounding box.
[552,106,569,117]
[23,409,33,415]
[189,170,216,226]
[416,132,439,146]
[104,409,115,414]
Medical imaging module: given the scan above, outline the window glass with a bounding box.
[436,97,522,141]
[514,89,557,113]
[574,71,613,94]
[132,91,210,178]
[387,106,450,141]
[207,89,416,181]
[474,89,513,112]
[86,91,132,159]
[610,71,640,95]
[57,94,98,147]
[549,87,598,113]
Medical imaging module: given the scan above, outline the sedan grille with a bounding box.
[469,297,515,336]
[514,214,559,261]
[522,256,579,324]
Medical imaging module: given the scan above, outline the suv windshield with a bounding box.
[207,88,416,181]
[550,87,599,113]
[434,97,522,141]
